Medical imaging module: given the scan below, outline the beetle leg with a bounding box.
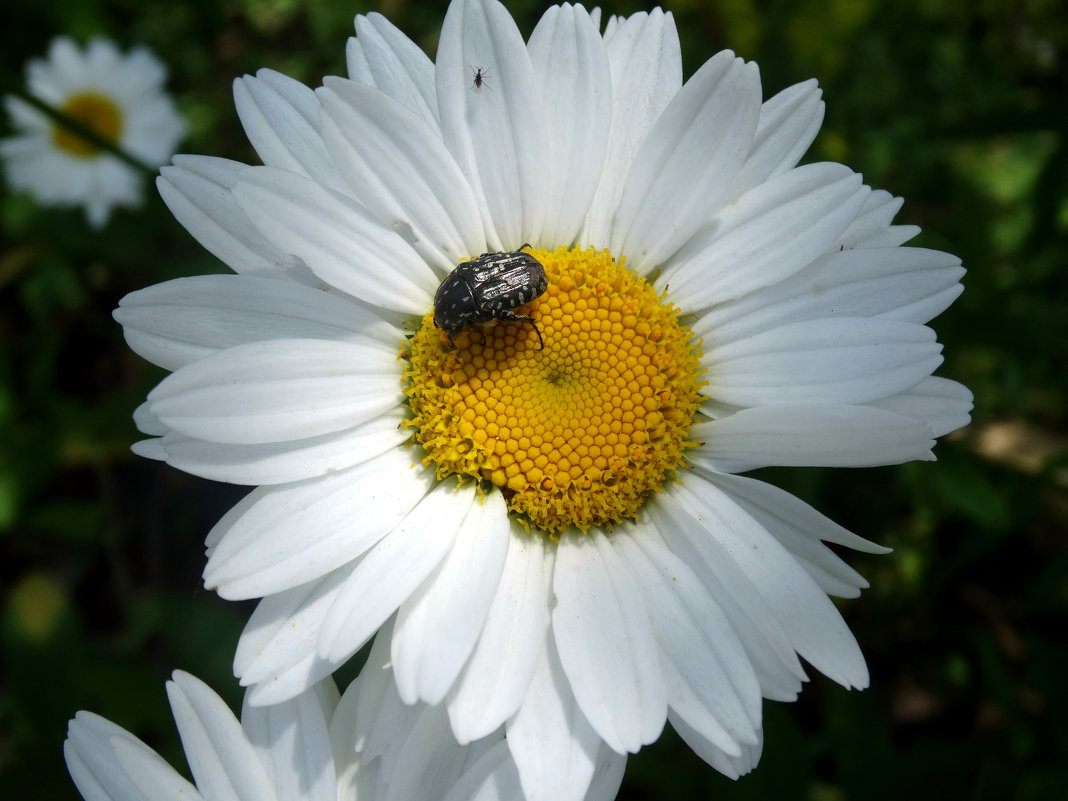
[496,310,544,350]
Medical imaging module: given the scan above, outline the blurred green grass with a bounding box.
[1,1,1066,799]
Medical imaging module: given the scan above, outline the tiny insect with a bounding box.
[470,65,491,92]
[434,245,548,350]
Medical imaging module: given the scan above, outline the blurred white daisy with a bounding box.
[1,36,186,227]
[64,634,624,801]
[115,0,973,798]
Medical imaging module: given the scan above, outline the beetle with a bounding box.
[434,245,548,350]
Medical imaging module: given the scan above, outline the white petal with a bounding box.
[243,652,343,710]
[148,338,403,445]
[347,12,440,131]
[235,568,354,702]
[166,671,279,801]
[234,70,345,192]
[870,376,973,438]
[614,526,761,750]
[382,704,471,801]
[582,741,627,801]
[692,404,936,472]
[317,76,485,271]
[729,79,824,197]
[392,490,511,705]
[527,4,613,245]
[204,449,432,598]
[159,410,408,485]
[347,619,426,764]
[707,471,883,598]
[65,712,204,801]
[706,317,944,407]
[667,477,871,689]
[133,401,166,436]
[441,740,524,801]
[115,274,402,372]
[552,530,667,754]
[318,482,474,662]
[507,635,602,801]
[611,51,761,272]
[581,9,681,246]
[233,167,437,313]
[648,498,807,702]
[837,190,916,248]
[669,711,763,780]
[156,156,311,282]
[692,246,966,344]
[436,0,551,248]
[658,163,868,307]
[709,471,888,555]
[240,684,337,801]
[131,438,168,461]
[447,532,549,742]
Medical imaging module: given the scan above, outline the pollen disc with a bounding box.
[405,246,705,535]
[53,92,123,156]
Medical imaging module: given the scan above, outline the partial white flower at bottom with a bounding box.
[115,1,973,799]
[64,628,623,801]
[1,36,186,227]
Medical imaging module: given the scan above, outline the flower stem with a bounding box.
[12,89,158,176]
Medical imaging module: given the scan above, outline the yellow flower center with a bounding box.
[52,92,123,157]
[404,246,704,536]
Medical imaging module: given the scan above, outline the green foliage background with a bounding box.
[1,1,1065,798]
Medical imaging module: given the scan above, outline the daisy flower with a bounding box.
[64,633,623,801]
[1,36,186,227]
[116,0,973,798]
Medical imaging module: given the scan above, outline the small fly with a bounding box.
[470,65,491,93]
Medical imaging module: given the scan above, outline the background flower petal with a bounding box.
[65,712,204,801]
[166,671,279,801]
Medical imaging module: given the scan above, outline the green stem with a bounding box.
[11,89,158,176]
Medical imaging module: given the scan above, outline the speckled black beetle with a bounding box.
[434,245,548,350]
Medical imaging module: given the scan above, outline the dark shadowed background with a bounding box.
[1,1,1065,798]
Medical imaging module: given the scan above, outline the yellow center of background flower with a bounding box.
[404,246,704,535]
[53,93,123,157]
